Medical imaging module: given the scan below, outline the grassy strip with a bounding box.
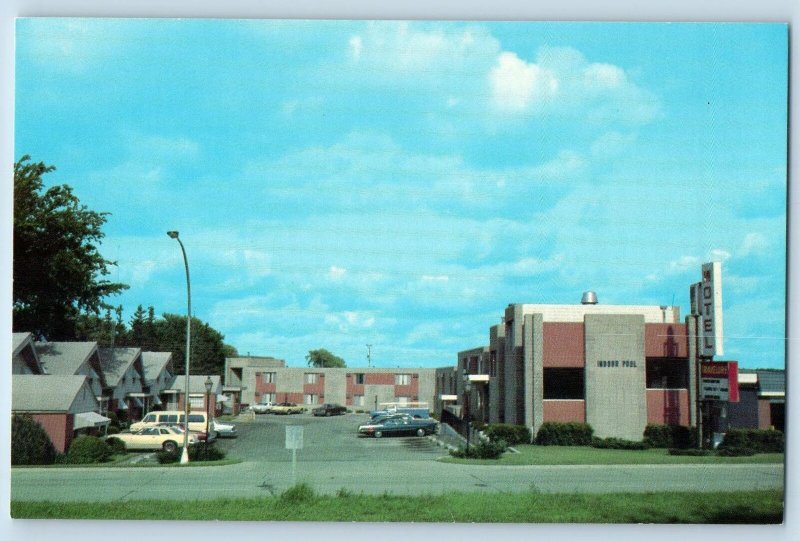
[12,489,783,523]
[440,445,785,465]
[11,457,241,469]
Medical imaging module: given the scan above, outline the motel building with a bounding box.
[435,262,746,443]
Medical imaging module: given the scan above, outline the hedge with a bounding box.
[668,448,712,456]
[11,414,58,465]
[643,424,694,449]
[450,439,508,459]
[719,429,784,453]
[591,437,649,450]
[105,436,127,455]
[483,424,531,446]
[157,444,227,464]
[534,422,594,446]
[65,435,112,464]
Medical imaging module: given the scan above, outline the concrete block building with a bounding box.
[438,294,700,441]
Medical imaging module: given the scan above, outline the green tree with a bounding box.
[154,313,230,375]
[306,348,346,368]
[11,415,57,465]
[13,155,128,339]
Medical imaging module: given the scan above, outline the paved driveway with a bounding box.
[10,413,785,501]
[215,412,446,463]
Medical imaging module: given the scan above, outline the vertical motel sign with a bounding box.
[692,261,724,357]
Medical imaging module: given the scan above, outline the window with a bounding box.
[646,359,688,389]
[189,395,205,410]
[395,374,411,386]
[160,414,178,424]
[396,396,409,405]
[304,394,318,405]
[353,395,364,406]
[355,373,365,385]
[261,393,276,404]
[305,373,319,384]
[262,372,276,384]
[543,368,585,400]
[143,413,157,423]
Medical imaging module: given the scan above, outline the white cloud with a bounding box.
[421,274,449,283]
[739,232,769,256]
[707,248,732,262]
[489,52,559,112]
[348,35,363,60]
[328,266,348,280]
[668,255,700,274]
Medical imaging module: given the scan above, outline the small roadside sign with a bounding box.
[286,425,304,450]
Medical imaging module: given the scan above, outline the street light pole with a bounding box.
[462,368,472,453]
[204,376,213,454]
[167,231,192,464]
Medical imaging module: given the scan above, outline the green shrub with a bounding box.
[106,425,120,435]
[591,437,649,450]
[65,435,112,464]
[643,424,694,449]
[189,444,226,461]
[449,439,508,459]
[483,423,531,445]
[105,436,127,455]
[280,483,315,504]
[535,422,594,446]
[668,448,712,456]
[157,444,227,464]
[11,415,58,465]
[720,429,784,453]
[716,446,756,457]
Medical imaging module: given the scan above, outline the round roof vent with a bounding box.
[581,291,598,305]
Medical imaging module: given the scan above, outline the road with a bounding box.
[10,413,784,501]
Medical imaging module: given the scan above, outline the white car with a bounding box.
[111,426,199,452]
[213,421,238,438]
[251,402,274,414]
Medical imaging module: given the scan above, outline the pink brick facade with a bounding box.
[31,413,74,454]
[646,389,690,426]
[542,400,586,423]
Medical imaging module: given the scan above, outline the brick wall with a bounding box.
[646,389,690,426]
[542,400,585,423]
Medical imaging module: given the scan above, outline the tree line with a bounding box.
[13,155,235,375]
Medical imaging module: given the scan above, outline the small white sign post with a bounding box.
[285,425,303,485]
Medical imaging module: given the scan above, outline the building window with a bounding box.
[543,368,585,400]
[262,372,276,384]
[305,373,319,384]
[396,396,409,405]
[353,395,365,406]
[261,393,276,404]
[355,373,365,385]
[304,394,318,405]
[395,374,411,386]
[189,395,205,410]
[646,359,688,389]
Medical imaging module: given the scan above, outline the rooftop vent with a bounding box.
[581,291,598,305]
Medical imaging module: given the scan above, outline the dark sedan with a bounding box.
[358,416,438,438]
[312,403,347,417]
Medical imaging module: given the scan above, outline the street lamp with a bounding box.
[167,231,192,464]
[462,368,472,452]
[204,376,213,450]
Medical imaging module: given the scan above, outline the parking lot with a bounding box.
[215,411,447,464]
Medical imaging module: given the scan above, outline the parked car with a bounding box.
[111,426,199,452]
[358,417,438,438]
[213,421,238,438]
[369,407,430,420]
[130,410,216,441]
[271,402,304,415]
[312,403,347,417]
[369,412,414,424]
[251,402,274,414]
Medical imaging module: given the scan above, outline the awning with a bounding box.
[74,411,112,430]
[152,395,163,406]
[129,397,144,408]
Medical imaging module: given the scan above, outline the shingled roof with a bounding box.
[12,375,93,412]
[169,374,222,394]
[35,341,99,377]
[142,352,172,380]
[98,347,143,387]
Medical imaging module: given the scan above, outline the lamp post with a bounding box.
[462,368,472,452]
[204,376,213,450]
[167,231,192,464]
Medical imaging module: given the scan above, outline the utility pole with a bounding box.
[366,344,372,368]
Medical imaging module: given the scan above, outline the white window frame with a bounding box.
[353,394,365,406]
[395,373,411,386]
[262,372,276,384]
[304,373,319,384]
[304,393,318,405]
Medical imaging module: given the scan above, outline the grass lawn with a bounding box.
[440,445,785,465]
[12,488,783,523]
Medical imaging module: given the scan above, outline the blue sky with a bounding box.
[14,19,787,369]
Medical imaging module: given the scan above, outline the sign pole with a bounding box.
[291,448,297,486]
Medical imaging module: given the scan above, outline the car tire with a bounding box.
[416,428,426,437]
[374,431,382,438]
[163,441,178,453]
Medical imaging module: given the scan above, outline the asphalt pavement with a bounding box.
[10,413,785,501]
